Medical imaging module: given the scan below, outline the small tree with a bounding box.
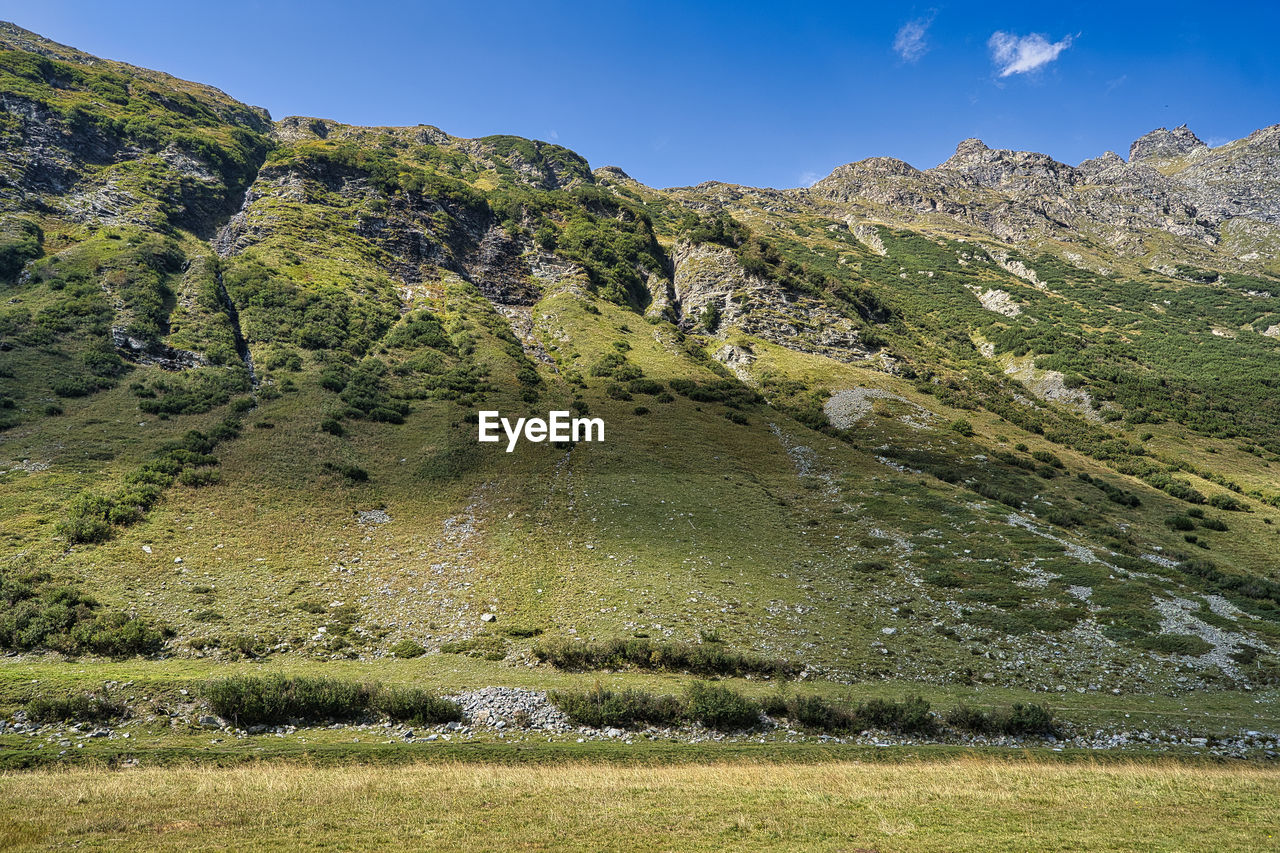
[700,303,722,333]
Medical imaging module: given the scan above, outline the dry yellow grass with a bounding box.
[1,757,1277,851]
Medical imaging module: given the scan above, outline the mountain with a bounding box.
[2,22,1279,698]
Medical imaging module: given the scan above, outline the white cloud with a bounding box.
[894,14,935,62]
[988,31,1073,77]
[797,170,821,188]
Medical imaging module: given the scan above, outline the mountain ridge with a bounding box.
[2,23,1280,702]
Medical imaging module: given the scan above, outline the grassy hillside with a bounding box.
[2,21,1280,711]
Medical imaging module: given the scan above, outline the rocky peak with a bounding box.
[594,165,636,183]
[815,157,921,186]
[935,138,1073,188]
[950,137,990,159]
[808,157,933,208]
[1129,125,1206,162]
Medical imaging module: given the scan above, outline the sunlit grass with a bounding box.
[1,757,1276,851]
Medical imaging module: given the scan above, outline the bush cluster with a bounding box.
[26,691,128,723]
[532,637,800,679]
[760,693,936,735]
[549,685,684,728]
[552,686,1057,739]
[0,575,165,657]
[56,424,237,544]
[944,702,1057,737]
[203,675,462,727]
[551,682,760,731]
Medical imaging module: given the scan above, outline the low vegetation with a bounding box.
[533,637,800,679]
[550,684,1054,739]
[25,690,128,724]
[0,575,165,657]
[203,675,461,727]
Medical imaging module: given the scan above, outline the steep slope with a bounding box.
[2,23,1279,698]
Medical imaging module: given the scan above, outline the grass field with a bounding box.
[1,756,1276,851]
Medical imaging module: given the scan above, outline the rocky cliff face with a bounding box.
[1168,125,1280,224]
[672,242,869,362]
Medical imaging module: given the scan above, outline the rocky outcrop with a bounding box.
[1166,124,1280,224]
[112,327,207,370]
[1129,125,1207,162]
[939,138,1078,190]
[1077,151,1126,180]
[672,242,870,362]
[811,157,964,216]
[974,287,1022,317]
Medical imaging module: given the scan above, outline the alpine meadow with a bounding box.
[0,17,1279,852]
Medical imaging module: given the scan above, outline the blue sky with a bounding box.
[4,1,1277,188]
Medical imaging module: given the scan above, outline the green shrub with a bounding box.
[767,694,936,735]
[1139,633,1213,656]
[52,375,100,398]
[856,696,935,735]
[0,578,163,657]
[440,635,507,660]
[684,682,760,730]
[0,217,43,281]
[550,685,683,728]
[388,639,426,658]
[946,702,1056,737]
[26,691,127,723]
[372,687,462,726]
[1003,702,1057,736]
[177,467,221,487]
[700,303,721,333]
[944,704,992,735]
[204,675,377,726]
[136,369,248,415]
[55,514,113,544]
[1208,493,1245,511]
[532,636,799,679]
[627,378,664,395]
[324,462,369,482]
[783,694,857,732]
[70,612,165,657]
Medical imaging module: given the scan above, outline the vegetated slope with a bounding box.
[2,22,1279,696]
